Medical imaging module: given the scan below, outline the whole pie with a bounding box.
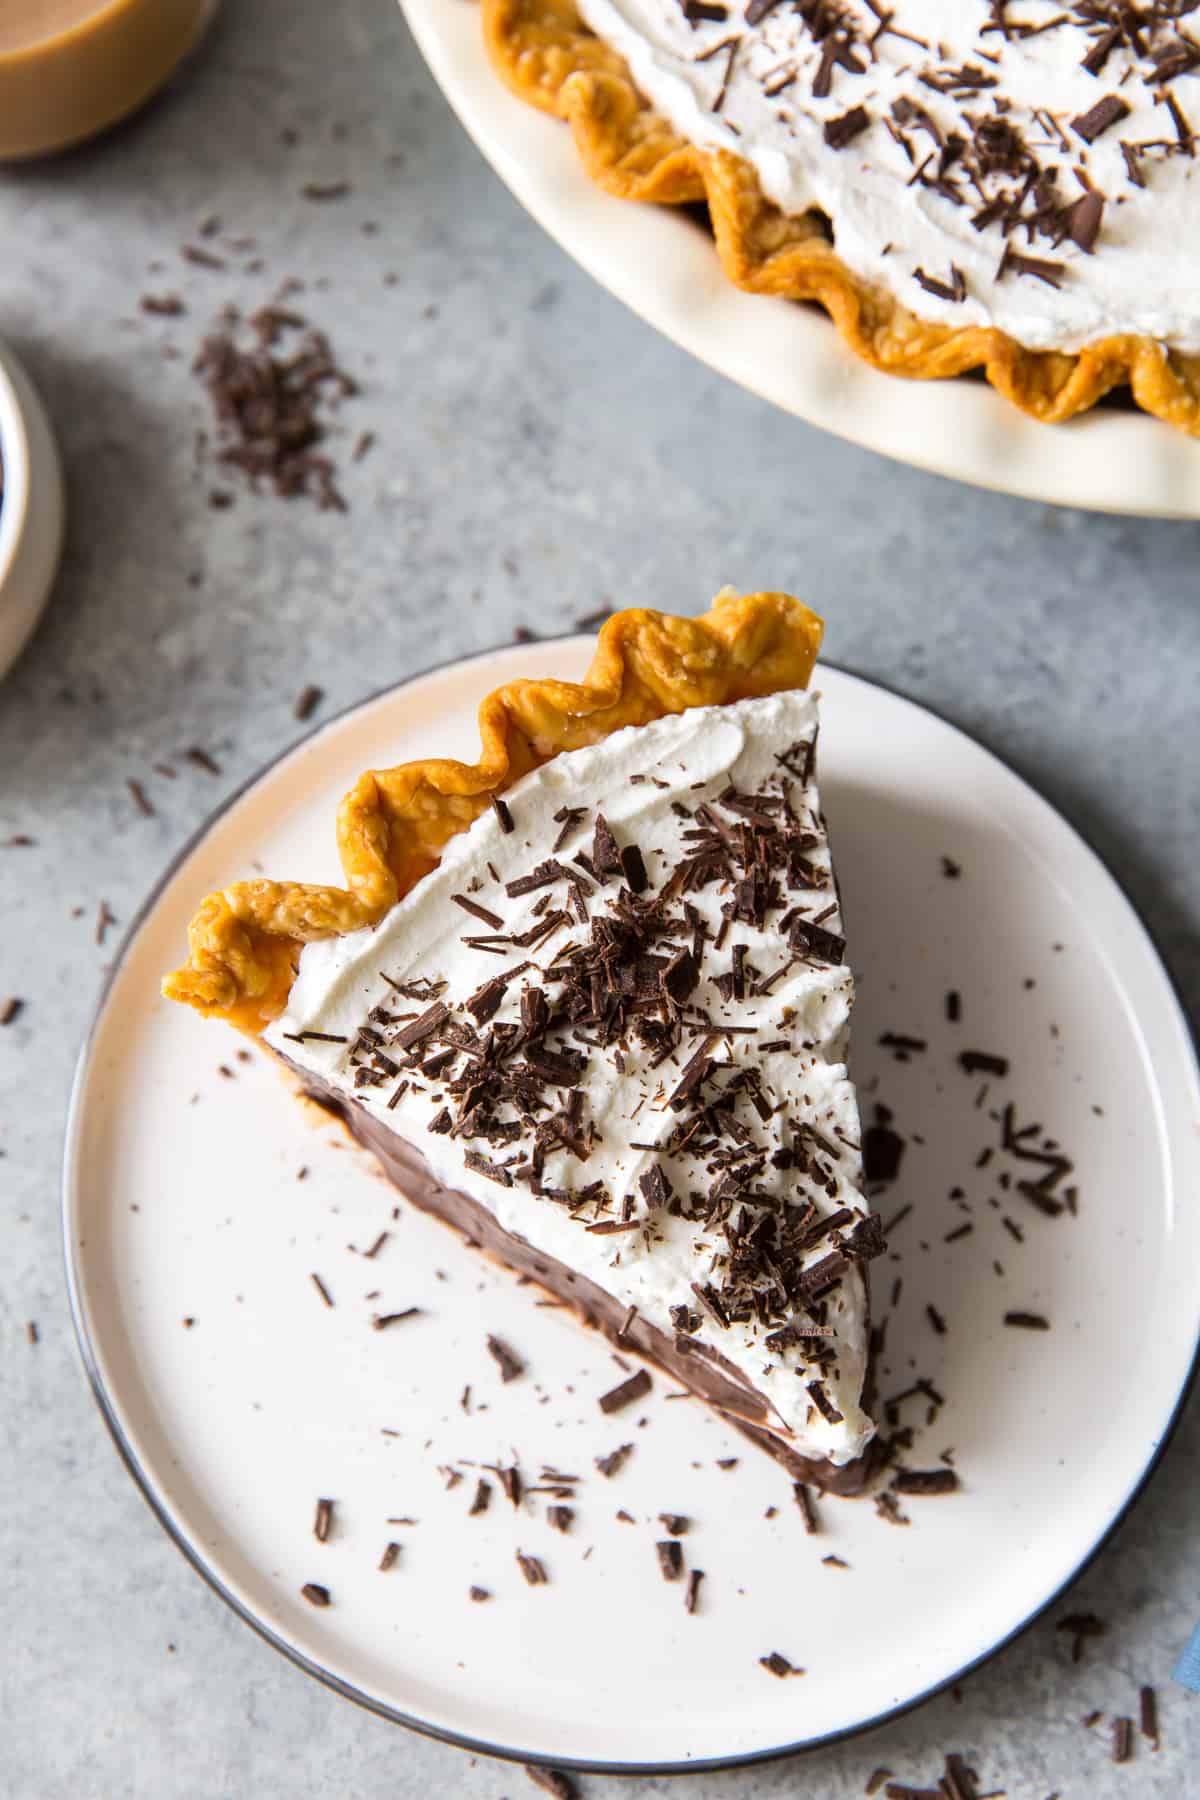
[483,0,1200,433]
[165,590,885,1492]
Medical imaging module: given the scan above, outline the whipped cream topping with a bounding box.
[574,0,1200,351]
[267,690,877,1466]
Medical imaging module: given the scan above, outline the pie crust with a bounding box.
[482,0,1200,436]
[163,587,823,1031]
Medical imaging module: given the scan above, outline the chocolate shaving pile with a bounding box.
[193,303,358,509]
[328,744,885,1381]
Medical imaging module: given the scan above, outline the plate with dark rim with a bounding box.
[399,0,1200,520]
[64,636,1200,1771]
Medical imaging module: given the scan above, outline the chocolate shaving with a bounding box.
[759,1651,803,1677]
[486,1334,525,1382]
[394,1001,449,1051]
[598,1368,652,1413]
[595,1443,634,1478]
[891,1468,959,1496]
[452,893,504,930]
[1073,94,1130,143]
[793,1482,820,1534]
[656,1539,685,1580]
[523,1769,578,1800]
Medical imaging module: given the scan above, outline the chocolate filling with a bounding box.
[285,1054,878,1496]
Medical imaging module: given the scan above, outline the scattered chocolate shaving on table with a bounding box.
[301,181,351,201]
[183,746,221,775]
[759,1651,803,1677]
[1004,1310,1050,1330]
[0,997,24,1027]
[293,684,324,721]
[926,1304,947,1336]
[941,856,961,879]
[313,1497,334,1543]
[864,1773,893,1798]
[371,1308,420,1329]
[958,1050,1009,1077]
[1057,1611,1107,1663]
[523,1767,578,1800]
[378,1542,400,1572]
[193,302,358,510]
[486,1334,525,1382]
[1140,1685,1159,1748]
[598,1368,652,1414]
[655,1540,684,1581]
[300,1583,330,1607]
[310,1273,334,1308]
[684,1568,705,1613]
[469,1585,491,1602]
[95,900,117,946]
[26,1321,38,1346]
[127,779,155,817]
[658,1513,689,1536]
[822,1554,850,1568]
[516,1550,548,1586]
[140,293,185,316]
[1112,1716,1133,1763]
[468,1478,491,1516]
[182,244,225,270]
[547,1505,574,1533]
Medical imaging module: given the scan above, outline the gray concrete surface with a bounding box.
[1,0,1198,1794]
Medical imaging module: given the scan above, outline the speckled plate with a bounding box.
[400,0,1200,519]
[64,640,1200,1772]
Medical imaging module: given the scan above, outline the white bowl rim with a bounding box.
[0,343,32,597]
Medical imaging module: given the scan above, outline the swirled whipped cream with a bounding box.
[267,689,879,1465]
[574,0,1200,351]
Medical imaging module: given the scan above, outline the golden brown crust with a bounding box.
[163,587,823,1032]
[483,0,1200,436]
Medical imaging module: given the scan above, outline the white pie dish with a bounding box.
[400,0,1200,519]
[63,639,1200,1772]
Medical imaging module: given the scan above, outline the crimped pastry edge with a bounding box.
[163,587,823,1031]
[483,0,1200,436]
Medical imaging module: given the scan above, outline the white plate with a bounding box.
[65,641,1200,1772]
[400,0,1200,519]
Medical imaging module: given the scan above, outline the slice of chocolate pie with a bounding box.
[165,590,884,1492]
